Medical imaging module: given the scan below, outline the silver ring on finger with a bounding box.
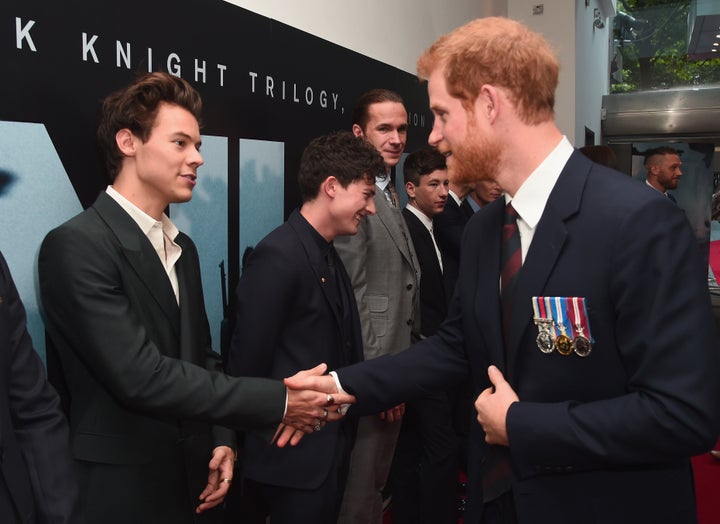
[322,408,329,419]
[313,422,322,432]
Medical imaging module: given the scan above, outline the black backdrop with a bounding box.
[0,0,432,296]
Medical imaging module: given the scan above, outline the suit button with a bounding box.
[406,319,413,325]
[406,283,413,290]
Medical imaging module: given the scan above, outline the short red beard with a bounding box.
[449,119,505,187]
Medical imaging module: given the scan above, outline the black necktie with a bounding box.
[325,246,343,314]
[460,198,474,219]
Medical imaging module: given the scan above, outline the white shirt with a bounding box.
[376,175,395,206]
[106,186,182,303]
[448,189,463,207]
[505,136,574,263]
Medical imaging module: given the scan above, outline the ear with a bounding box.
[477,85,501,123]
[405,181,416,199]
[322,176,339,198]
[351,124,364,138]
[115,129,137,157]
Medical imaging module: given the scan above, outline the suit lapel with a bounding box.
[92,192,181,336]
[472,200,506,370]
[505,151,590,378]
[374,192,417,270]
[288,212,343,329]
[175,234,201,363]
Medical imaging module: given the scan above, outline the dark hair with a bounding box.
[298,131,384,202]
[643,146,680,166]
[97,72,203,181]
[579,145,619,170]
[351,89,405,131]
[403,149,447,186]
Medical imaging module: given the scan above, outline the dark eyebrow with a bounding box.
[174,131,201,148]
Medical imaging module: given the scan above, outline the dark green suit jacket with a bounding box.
[39,192,285,523]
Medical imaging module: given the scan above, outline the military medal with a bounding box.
[568,297,593,357]
[553,296,573,355]
[532,297,555,354]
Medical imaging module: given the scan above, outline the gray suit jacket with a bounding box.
[335,189,420,359]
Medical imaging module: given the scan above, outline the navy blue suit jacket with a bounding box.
[338,152,720,523]
[227,210,363,490]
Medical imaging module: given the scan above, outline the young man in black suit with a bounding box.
[226,131,384,524]
[393,148,458,524]
[287,17,720,524]
[38,72,347,524]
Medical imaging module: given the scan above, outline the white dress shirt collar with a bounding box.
[504,136,574,262]
[106,186,182,302]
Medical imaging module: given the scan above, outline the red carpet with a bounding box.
[693,445,720,524]
[381,451,720,524]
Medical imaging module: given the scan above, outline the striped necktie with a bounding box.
[500,202,522,343]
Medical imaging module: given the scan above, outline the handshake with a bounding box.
[275,363,356,447]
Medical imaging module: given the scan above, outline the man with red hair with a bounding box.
[287,17,720,524]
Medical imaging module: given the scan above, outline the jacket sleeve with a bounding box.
[38,222,286,434]
[1,252,84,523]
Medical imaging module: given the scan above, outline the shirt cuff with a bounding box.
[329,371,351,415]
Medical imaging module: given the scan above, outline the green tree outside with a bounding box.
[611,0,720,93]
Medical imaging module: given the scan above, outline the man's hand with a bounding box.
[378,403,405,422]
[474,365,519,446]
[196,445,235,514]
[281,364,356,440]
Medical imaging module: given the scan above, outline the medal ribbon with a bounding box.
[576,297,593,342]
[543,297,555,335]
[553,296,569,336]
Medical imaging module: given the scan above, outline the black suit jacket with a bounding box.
[434,196,472,298]
[227,210,363,490]
[38,192,286,522]
[338,152,720,523]
[402,208,447,337]
[0,252,82,524]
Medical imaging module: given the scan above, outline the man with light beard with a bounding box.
[284,17,720,524]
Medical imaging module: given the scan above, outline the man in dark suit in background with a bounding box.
[0,250,82,524]
[435,176,474,295]
[38,72,347,524]
[644,146,682,201]
[288,17,720,524]
[393,148,458,524]
[226,131,383,524]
